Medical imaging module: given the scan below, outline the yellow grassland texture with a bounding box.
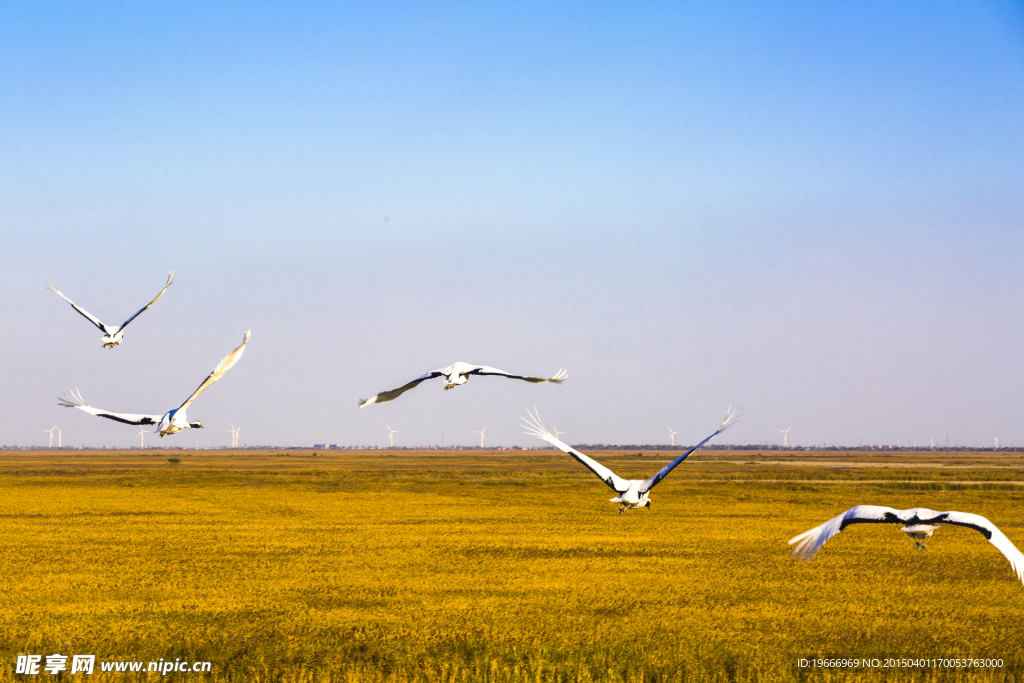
[0,450,1022,682]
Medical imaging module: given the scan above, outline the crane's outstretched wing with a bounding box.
[789,506,1024,584]
[522,409,630,493]
[177,331,251,412]
[358,370,445,407]
[936,511,1024,584]
[58,389,162,426]
[639,407,740,493]
[789,505,901,560]
[46,281,112,334]
[470,366,568,384]
[117,271,174,331]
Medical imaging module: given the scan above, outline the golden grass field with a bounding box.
[2,448,1024,682]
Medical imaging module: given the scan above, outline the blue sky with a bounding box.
[2,1,1022,448]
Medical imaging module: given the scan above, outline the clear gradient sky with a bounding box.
[2,1,1022,449]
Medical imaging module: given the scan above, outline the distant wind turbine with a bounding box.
[42,426,56,448]
[778,428,790,447]
[475,426,487,448]
[230,424,241,448]
[553,426,564,440]
[668,426,679,446]
[137,426,146,449]
[387,425,399,448]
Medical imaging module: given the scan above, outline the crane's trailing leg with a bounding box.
[444,374,468,390]
[900,524,938,552]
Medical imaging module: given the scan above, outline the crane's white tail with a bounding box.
[787,527,823,561]
[58,389,88,409]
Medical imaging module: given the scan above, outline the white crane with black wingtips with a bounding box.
[789,505,1024,584]
[523,407,740,513]
[60,331,251,437]
[47,272,174,348]
[359,363,567,407]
